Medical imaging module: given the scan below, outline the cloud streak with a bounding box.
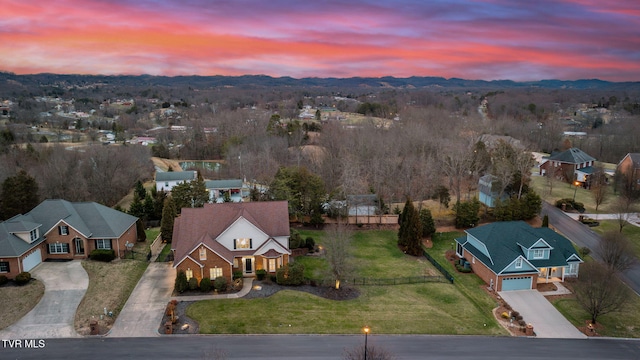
[1,0,638,81]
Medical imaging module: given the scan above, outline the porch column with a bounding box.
[562,267,565,282]
[546,268,549,283]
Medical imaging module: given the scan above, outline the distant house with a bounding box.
[346,194,379,216]
[155,171,197,192]
[171,202,290,283]
[617,153,640,190]
[205,179,243,203]
[455,221,582,291]
[539,148,596,184]
[478,174,507,208]
[0,200,138,279]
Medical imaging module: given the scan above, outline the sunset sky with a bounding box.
[2,0,639,81]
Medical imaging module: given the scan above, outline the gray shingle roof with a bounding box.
[547,148,595,164]
[204,179,243,189]
[155,171,197,182]
[461,221,580,274]
[0,199,138,258]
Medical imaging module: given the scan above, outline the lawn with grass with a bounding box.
[553,293,640,338]
[74,257,148,335]
[0,280,45,330]
[187,229,506,335]
[530,175,618,213]
[590,220,640,258]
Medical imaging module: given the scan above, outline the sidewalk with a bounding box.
[539,282,572,296]
[170,277,254,301]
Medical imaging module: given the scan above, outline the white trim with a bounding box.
[216,216,268,243]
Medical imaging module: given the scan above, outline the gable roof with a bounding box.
[461,221,580,274]
[205,179,243,189]
[0,199,137,257]
[547,147,595,164]
[155,171,197,182]
[619,153,640,168]
[172,201,290,267]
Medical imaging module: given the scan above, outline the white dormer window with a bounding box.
[59,225,69,235]
[533,249,544,259]
[30,229,38,242]
[515,258,523,269]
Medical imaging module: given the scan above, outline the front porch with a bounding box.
[538,266,568,284]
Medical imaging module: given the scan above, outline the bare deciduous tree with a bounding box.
[598,231,637,273]
[343,344,397,360]
[323,223,353,290]
[590,167,608,212]
[574,262,631,324]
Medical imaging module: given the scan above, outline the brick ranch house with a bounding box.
[172,201,291,284]
[455,221,582,291]
[0,199,138,279]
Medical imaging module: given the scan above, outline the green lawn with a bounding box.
[187,229,506,335]
[530,175,617,213]
[590,220,640,258]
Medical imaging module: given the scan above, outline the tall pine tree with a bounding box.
[0,170,40,220]
[160,196,177,243]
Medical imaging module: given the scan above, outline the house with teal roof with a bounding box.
[455,221,582,291]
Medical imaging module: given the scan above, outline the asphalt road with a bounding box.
[541,202,640,295]
[2,336,639,360]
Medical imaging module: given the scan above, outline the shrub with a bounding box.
[516,315,523,321]
[501,312,509,319]
[0,275,8,286]
[233,271,243,280]
[14,272,31,286]
[200,277,212,292]
[305,237,315,251]
[276,262,305,285]
[555,198,585,213]
[188,277,199,291]
[214,277,228,292]
[455,264,472,273]
[579,246,591,258]
[511,311,519,318]
[518,320,527,326]
[256,269,267,281]
[175,271,188,293]
[90,249,116,262]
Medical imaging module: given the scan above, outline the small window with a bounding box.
[515,258,523,269]
[235,238,251,249]
[210,267,223,279]
[49,243,70,254]
[233,258,239,268]
[199,247,207,261]
[533,249,544,259]
[96,239,112,250]
[0,261,9,273]
[185,268,193,280]
[59,226,69,235]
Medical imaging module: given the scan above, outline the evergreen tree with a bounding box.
[128,192,145,219]
[397,198,412,248]
[0,170,40,220]
[152,188,166,221]
[136,219,147,242]
[134,180,146,200]
[419,208,436,238]
[542,214,549,227]
[453,198,480,228]
[143,193,155,221]
[398,198,422,255]
[161,196,177,243]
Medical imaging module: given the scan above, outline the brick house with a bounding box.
[172,201,290,284]
[616,153,640,190]
[455,221,582,291]
[0,199,138,279]
[539,147,595,184]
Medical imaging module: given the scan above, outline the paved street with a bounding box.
[108,262,175,337]
[0,261,88,339]
[2,336,639,360]
[542,203,640,295]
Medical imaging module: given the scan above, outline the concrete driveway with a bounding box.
[108,262,175,337]
[499,289,586,339]
[0,261,89,338]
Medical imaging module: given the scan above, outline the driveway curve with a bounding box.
[0,261,89,338]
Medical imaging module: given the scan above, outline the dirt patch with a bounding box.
[578,320,603,337]
[0,280,45,330]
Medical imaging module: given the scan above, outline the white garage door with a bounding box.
[502,276,532,291]
[22,249,42,272]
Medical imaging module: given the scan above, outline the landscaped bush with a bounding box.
[455,264,472,273]
[188,277,199,291]
[14,271,31,286]
[305,237,315,251]
[213,277,228,292]
[90,249,116,262]
[0,275,8,286]
[555,198,584,213]
[511,311,520,318]
[175,271,188,293]
[276,262,304,286]
[200,277,212,292]
[501,312,509,319]
[233,271,243,280]
[256,269,267,280]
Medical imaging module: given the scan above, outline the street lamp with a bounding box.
[363,326,370,360]
[572,181,580,201]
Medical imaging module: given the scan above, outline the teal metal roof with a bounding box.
[459,221,581,274]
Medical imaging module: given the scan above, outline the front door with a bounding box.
[245,258,253,274]
[75,237,85,255]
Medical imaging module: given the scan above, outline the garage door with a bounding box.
[22,249,42,272]
[501,276,532,291]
